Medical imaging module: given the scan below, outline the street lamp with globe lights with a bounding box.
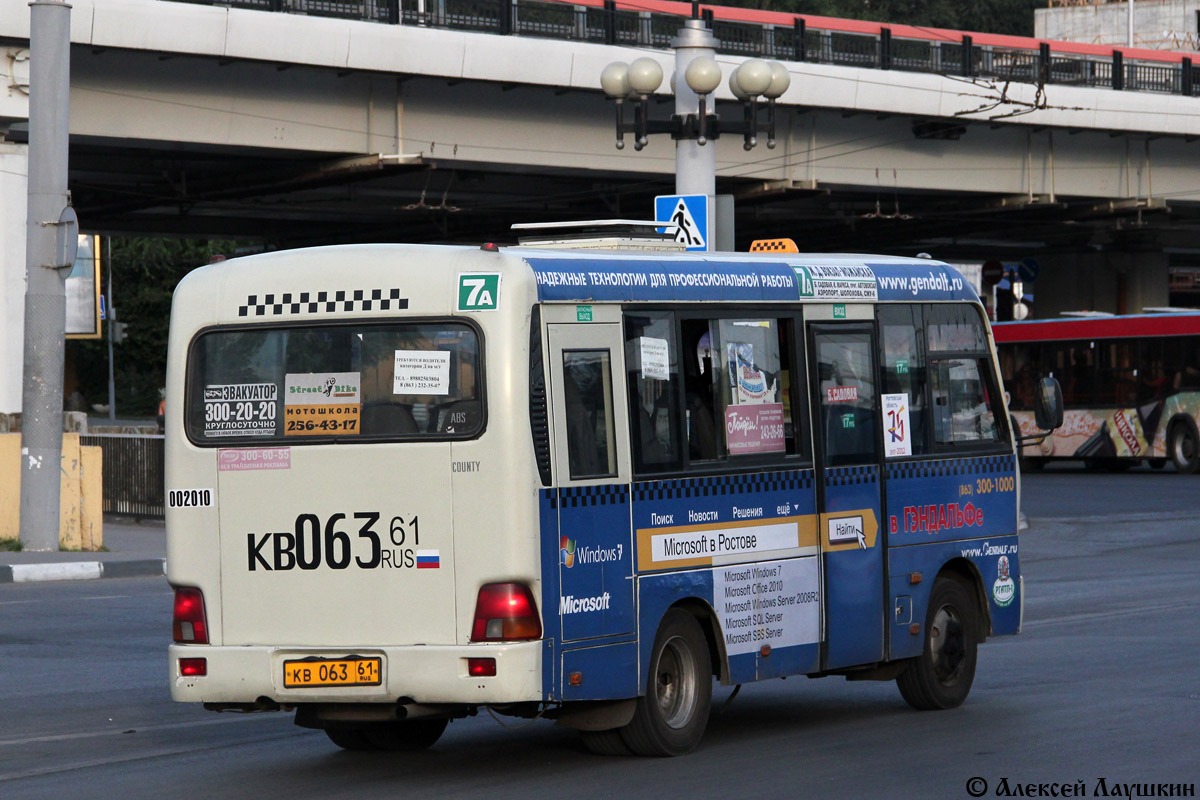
[599,7,793,246]
[600,52,792,152]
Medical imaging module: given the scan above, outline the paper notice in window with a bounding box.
[394,350,451,395]
[882,392,912,457]
[640,337,670,380]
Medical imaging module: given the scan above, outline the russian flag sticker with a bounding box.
[416,550,440,569]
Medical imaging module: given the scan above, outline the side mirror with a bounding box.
[1033,377,1063,432]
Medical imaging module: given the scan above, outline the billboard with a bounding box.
[66,234,101,339]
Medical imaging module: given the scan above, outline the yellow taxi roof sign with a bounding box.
[748,238,799,253]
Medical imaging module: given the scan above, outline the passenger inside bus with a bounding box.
[684,330,718,461]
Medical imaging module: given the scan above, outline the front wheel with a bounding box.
[1169,421,1200,474]
[897,577,978,711]
[620,609,712,756]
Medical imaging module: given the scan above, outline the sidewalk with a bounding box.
[0,516,166,583]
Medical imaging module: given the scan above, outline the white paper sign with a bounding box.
[394,350,451,395]
[639,337,670,381]
[713,558,821,656]
[882,392,912,457]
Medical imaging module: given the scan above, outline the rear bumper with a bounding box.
[169,641,543,705]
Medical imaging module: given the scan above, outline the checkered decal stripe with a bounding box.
[885,454,1016,481]
[238,289,409,317]
[824,465,879,487]
[632,470,813,502]
[542,485,628,510]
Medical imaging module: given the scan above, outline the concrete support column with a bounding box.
[0,144,28,415]
[1033,248,1169,318]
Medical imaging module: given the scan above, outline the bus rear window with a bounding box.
[186,322,483,444]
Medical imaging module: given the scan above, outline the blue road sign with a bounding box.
[655,194,710,251]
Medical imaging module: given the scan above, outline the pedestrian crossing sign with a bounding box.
[655,194,710,252]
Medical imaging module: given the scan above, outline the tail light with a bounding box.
[470,582,542,642]
[467,658,497,677]
[173,587,209,644]
[179,658,207,677]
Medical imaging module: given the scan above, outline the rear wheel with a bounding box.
[364,718,448,751]
[1169,421,1200,474]
[897,577,978,711]
[325,727,376,751]
[620,609,712,756]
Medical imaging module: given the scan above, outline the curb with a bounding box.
[0,559,166,584]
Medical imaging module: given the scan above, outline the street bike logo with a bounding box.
[560,537,576,568]
[993,554,1015,607]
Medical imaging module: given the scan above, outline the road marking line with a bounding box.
[0,713,286,747]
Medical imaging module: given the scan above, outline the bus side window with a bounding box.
[624,312,683,473]
[815,332,877,465]
[931,358,1001,444]
[563,350,617,479]
[878,305,928,456]
[924,304,1004,449]
[681,316,801,464]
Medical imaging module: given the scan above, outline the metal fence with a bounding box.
[82,434,165,519]
[168,0,1200,98]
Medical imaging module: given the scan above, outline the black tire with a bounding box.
[580,728,633,756]
[620,609,712,757]
[1148,458,1167,470]
[1169,421,1200,474]
[897,578,978,711]
[325,727,376,751]
[364,718,448,751]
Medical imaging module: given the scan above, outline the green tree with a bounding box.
[68,237,240,418]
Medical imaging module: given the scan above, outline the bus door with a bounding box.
[808,322,885,670]
[546,322,636,646]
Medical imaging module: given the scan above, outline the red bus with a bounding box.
[993,313,1200,473]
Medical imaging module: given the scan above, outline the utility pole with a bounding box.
[671,18,718,206]
[20,0,77,552]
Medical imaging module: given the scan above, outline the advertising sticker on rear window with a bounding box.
[284,372,361,436]
[202,383,278,438]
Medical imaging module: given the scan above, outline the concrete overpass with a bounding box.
[4,0,1200,411]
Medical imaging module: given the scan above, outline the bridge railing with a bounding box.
[168,0,1200,99]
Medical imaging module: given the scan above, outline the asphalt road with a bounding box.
[1,469,1196,799]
